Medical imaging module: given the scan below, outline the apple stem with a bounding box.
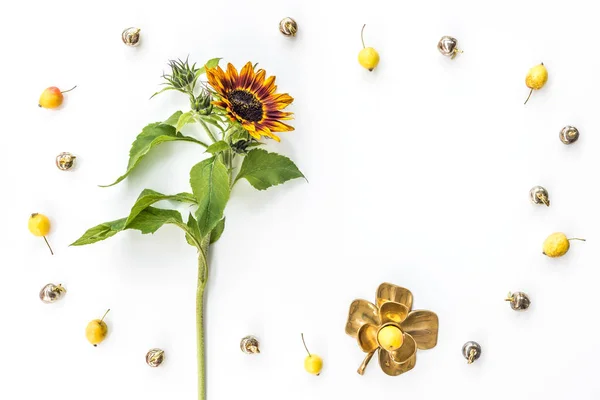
[61,85,77,94]
[100,309,111,322]
[361,24,366,49]
[524,88,533,105]
[568,238,586,242]
[43,236,54,255]
[301,333,311,357]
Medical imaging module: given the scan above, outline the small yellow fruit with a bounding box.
[301,333,323,375]
[38,85,77,109]
[359,48,380,71]
[304,354,323,375]
[28,213,53,255]
[524,63,548,104]
[358,24,379,71]
[542,232,585,258]
[86,309,110,346]
[377,325,404,351]
[28,213,51,236]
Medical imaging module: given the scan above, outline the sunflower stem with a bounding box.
[199,119,218,143]
[197,234,210,400]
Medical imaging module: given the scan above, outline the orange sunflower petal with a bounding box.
[264,97,293,110]
[263,120,295,132]
[257,76,277,97]
[239,62,255,89]
[206,66,226,93]
[225,63,239,89]
[212,101,228,109]
[272,93,294,104]
[259,128,281,142]
[266,111,294,120]
[250,69,267,92]
[242,123,261,140]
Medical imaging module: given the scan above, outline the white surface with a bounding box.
[1,0,599,399]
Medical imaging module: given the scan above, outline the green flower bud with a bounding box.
[229,125,255,154]
[162,57,199,92]
[191,90,213,115]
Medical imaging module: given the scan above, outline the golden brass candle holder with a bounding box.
[345,283,439,376]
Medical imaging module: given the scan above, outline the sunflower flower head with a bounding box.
[206,62,294,142]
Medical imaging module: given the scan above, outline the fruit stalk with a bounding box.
[61,85,77,94]
[43,236,54,255]
[361,24,366,48]
[524,88,533,105]
[196,234,210,400]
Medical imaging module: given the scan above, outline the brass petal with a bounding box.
[401,310,439,350]
[345,299,381,338]
[379,348,417,376]
[379,301,409,324]
[357,324,379,353]
[389,333,417,364]
[376,283,413,310]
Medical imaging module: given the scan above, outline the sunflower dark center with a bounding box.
[228,89,263,122]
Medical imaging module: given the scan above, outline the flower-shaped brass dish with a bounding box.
[345,283,439,376]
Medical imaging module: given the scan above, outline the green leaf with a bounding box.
[205,141,230,154]
[126,207,183,234]
[125,189,197,227]
[70,218,127,246]
[185,213,202,247]
[176,111,198,132]
[235,149,305,190]
[102,122,207,187]
[195,57,222,78]
[71,207,190,247]
[190,157,230,236]
[164,111,183,127]
[200,115,225,131]
[210,218,225,244]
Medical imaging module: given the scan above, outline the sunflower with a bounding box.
[206,62,294,142]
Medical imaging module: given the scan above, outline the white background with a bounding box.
[1,0,599,399]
